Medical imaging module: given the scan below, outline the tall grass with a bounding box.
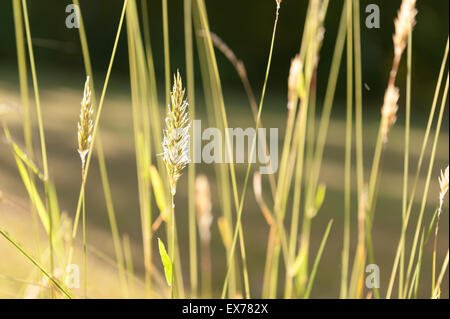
[1,0,448,299]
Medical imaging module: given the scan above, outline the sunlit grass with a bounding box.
[0,0,448,299]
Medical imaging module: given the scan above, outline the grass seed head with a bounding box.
[393,0,417,57]
[381,85,399,144]
[438,166,449,215]
[162,70,191,195]
[288,54,303,109]
[77,76,94,166]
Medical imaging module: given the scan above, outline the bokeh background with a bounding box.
[0,0,448,298]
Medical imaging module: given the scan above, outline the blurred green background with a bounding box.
[0,0,448,298]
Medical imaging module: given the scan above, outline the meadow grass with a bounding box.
[0,0,448,299]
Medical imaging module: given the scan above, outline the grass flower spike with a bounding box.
[438,166,449,216]
[76,75,93,298]
[162,70,191,196]
[393,0,417,58]
[77,76,93,170]
[381,85,400,144]
[287,54,303,110]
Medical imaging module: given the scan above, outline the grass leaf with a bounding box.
[424,208,438,245]
[311,183,327,218]
[303,219,334,298]
[12,153,49,233]
[150,165,168,221]
[158,238,172,286]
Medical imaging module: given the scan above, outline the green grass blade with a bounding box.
[303,219,334,298]
[0,228,72,299]
[158,238,173,287]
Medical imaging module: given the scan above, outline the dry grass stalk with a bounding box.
[381,0,416,144]
[253,172,274,226]
[77,76,94,171]
[162,70,191,196]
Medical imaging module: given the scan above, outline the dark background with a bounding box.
[0,0,448,110]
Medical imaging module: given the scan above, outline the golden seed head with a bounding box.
[439,166,449,196]
[438,166,449,215]
[287,54,302,110]
[195,174,212,242]
[381,85,399,144]
[162,70,191,195]
[393,0,417,57]
[77,76,94,164]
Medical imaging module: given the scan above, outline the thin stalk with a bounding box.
[82,183,87,298]
[297,3,347,295]
[221,0,282,299]
[12,0,41,259]
[432,250,449,299]
[364,124,383,299]
[162,0,171,107]
[353,0,364,202]
[303,1,346,226]
[432,210,442,295]
[194,23,237,296]
[193,0,254,298]
[303,219,333,298]
[341,0,353,299]
[170,194,176,299]
[399,29,413,298]
[386,38,448,299]
[205,32,277,198]
[403,75,449,297]
[21,0,53,297]
[141,0,168,191]
[262,226,276,298]
[70,0,128,257]
[20,0,48,181]
[72,0,127,297]
[184,0,198,298]
[126,0,153,297]
[0,228,71,299]
[284,76,314,299]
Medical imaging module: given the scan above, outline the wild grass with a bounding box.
[0,0,448,299]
